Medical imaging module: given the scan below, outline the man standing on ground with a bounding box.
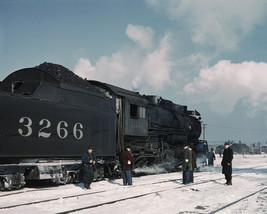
[221,142,233,185]
[120,145,133,185]
[207,148,216,166]
[182,144,192,184]
[82,146,97,189]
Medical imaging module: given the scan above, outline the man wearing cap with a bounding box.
[221,142,233,185]
[82,146,97,189]
[207,148,216,166]
[120,145,133,185]
[182,144,192,184]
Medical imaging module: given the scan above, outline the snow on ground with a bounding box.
[0,154,266,214]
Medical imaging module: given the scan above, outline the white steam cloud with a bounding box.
[183,60,267,116]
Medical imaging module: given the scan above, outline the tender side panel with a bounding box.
[0,89,117,158]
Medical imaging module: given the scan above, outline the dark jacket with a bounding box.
[207,151,216,165]
[82,152,97,171]
[120,149,133,171]
[221,147,233,175]
[182,148,193,171]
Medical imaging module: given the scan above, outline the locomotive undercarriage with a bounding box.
[124,133,184,171]
[0,165,25,190]
[123,118,200,173]
[0,158,118,191]
[124,135,160,168]
[0,160,80,190]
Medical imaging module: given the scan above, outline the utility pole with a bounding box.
[202,123,207,140]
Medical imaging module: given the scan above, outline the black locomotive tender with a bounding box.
[0,63,207,190]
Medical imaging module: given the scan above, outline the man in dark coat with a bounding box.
[189,146,197,183]
[182,144,192,184]
[221,142,233,185]
[120,145,133,185]
[82,146,97,189]
[207,148,216,166]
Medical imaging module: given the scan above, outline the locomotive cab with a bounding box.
[88,81,149,154]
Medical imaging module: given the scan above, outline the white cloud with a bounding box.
[74,58,95,79]
[183,60,267,115]
[132,33,173,91]
[126,24,154,50]
[74,25,173,92]
[176,53,211,77]
[146,0,267,51]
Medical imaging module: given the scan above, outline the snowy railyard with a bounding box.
[0,154,266,214]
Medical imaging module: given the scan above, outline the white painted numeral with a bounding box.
[73,123,83,140]
[18,117,84,140]
[18,117,33,137]
[38,119,51,138]
[57,121,68,139]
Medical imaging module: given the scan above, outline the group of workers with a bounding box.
[81,145,133,189]
[82,142,233,189]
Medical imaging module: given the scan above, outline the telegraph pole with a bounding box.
[202,123,207,140]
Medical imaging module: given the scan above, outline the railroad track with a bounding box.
[0,169,219,199]
[0,187,56,198]
[209,186,267,214]
[55,176,229,214]
[0,169,215,198]
[0,165,265,213]
[1,164,265,198]
[0,172,221,211]
[56,186,267,214]
[56,173,266,214]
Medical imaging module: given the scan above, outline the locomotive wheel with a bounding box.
[133,159,147,169]
[147,157,157,166]
[59,170,73,184]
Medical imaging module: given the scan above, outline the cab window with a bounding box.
[130,104,146,119]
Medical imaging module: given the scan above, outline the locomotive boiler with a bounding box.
[0,63,207,190]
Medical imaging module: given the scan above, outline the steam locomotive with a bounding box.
[0,63,208,190]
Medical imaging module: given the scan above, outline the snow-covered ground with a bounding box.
[0,154,266,214]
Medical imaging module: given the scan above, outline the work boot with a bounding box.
[226,179,232,185]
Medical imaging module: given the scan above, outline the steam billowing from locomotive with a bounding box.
[0,63,207,190]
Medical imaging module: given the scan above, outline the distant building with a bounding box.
[230,143,250,154]
[214,143,250,155]
[211,142,267,155]
[215,145,224,155]
[250,146,267,154]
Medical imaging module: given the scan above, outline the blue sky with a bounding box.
[1,0,267,145]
